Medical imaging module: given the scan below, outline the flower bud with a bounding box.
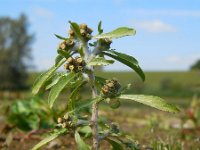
[101,85,109,94]
[80,29,87,36]
[59,42,66,50]
[62,122,67,128]
[69,65,74,71]
[66,39,74,47]
[107,82,114,88]
[76,57,83,64]
[77,66,83,71]
[68,29,74,36]
[57,117,63,124]
[67,57,74,63]
[64,114,69,120]
[79,23,87,29]
[64,63,69,70]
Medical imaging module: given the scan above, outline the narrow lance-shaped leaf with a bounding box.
[68,97,101,114]
[32,59,66,95]
[106,138,124,150]
[67,80,87,111]
[88,57,114,66]
[48,72,78,108]
[45,73,65,90]
[54,34,67,40]
[118,95,180,113]
[55,54,64,67]
[98,21,103,34]
[93,27,136,39]
[103,50,145,81]
[32,128,67,150]
[75,131,91,150]
[95,76,107,86]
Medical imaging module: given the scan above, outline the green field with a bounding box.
[30,71,200,87]
[29,70,200,99]
[96,71,200,98]
[95,71,200,88]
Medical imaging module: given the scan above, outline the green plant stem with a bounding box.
[88,71,99,150]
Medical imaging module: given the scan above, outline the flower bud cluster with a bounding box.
[101,79,121,98]
[64,56,86,72]
[57,114,74,129]
[68,23,93,41]
[58,39,75,51]
[98,38,112,50]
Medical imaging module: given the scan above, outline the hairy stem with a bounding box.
[88,72,99,150]
[82,41,99,150]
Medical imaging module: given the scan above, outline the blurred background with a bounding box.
[0,0,200,149]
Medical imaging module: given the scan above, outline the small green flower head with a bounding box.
[98,38,112,50]
[101,79,121,98]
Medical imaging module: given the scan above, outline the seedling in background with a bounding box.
[32,21,180,150]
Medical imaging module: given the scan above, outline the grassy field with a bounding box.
[95,71,200,88]
[29,71,200,86]
[96,71,200,96]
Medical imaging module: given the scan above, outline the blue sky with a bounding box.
[0,0,200,71]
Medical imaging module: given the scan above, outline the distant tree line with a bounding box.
[0,14,33,90]
[190,59,200,71]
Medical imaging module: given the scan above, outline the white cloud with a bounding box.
[128,9,200,17]
[33,7,54,19]
[132,20,176,33]
[166,54,200,67]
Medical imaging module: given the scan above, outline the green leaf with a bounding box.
[79,126,92,138]
[67,80,87,111]
[98,21,103,34]
[75,131,91,150]
[118,95,180,113]
[68,21,84,41]
[57,49,71,59]
[103,50,145,81]
[106,138,124,150]
[48,72,78,108]
[54,34,67,40]
[95,76,106,86]
[93,27,135,39]
[55,55,65,67]
[69,97,101,114]
[88,57,114,66]
[32,59,66,95]
[78,47,84,57]
[32,128,67,150]
[45,73,65,90]
[70,80,87,100]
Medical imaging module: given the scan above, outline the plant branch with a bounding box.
[88,72,99,150]
[82,41,99,150]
